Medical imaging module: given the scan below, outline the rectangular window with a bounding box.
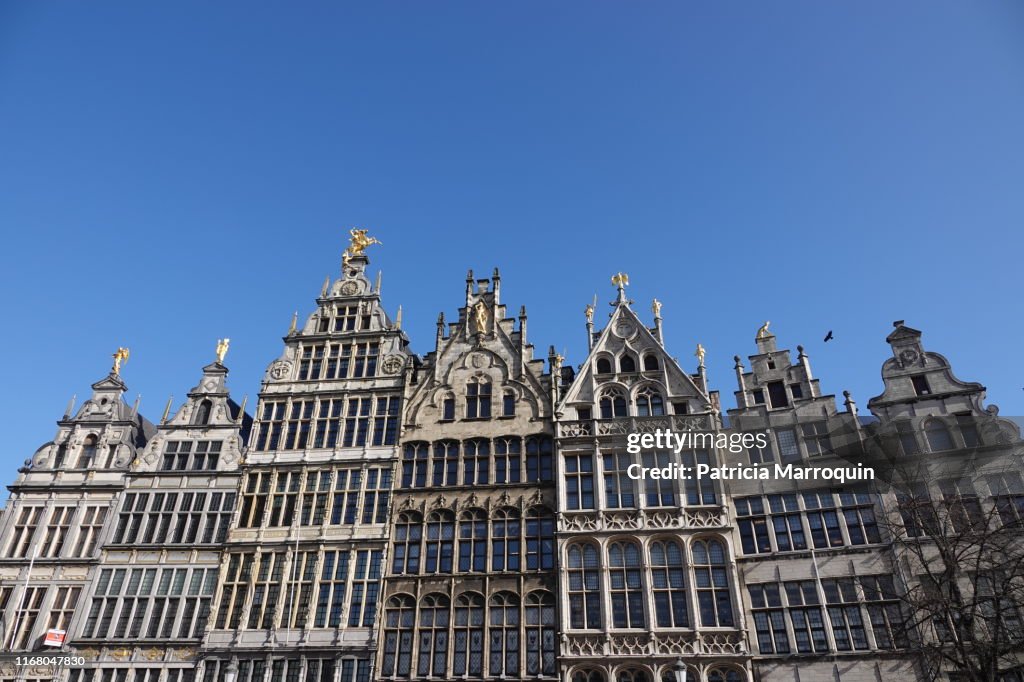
[767,381,789,408]
[822,578,869,651]
[642,452,676,506]
[74,505,108,556]
[41,506,75,558]
[839,492,881,544]
[785,581,828,653]
[681,451,716,505]
[315,550,350,628]
[564,454,595,510]
[736,497,771,554]
[803,493,843,548]
[348,550,382,627]
[752,389,765,405]
[768,494,806,551]
[800,421,832,457]
[775,428,801,463]
[912,375,931,396]
[749,583,790,654]
[790,383,804,399]
[860,575,907,649]
[7,506,43,558]
[602,453,636,509]
[747,433,775,464]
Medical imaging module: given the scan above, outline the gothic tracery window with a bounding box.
[464,439,490,485]
[466,378,492,419]
[417,594,449,677]
[635,386,665,417]
[599,388,628,419]
[452,592,485,677]
[525,506,555,570]
[608,541,646,628]
[525,590,556,675]
[458,509,487,572]
[692,537,734,627]
[424,510,455,573]
[567,543,601,629]
[495,436,522,483]
[488,592,520,676]
[650,539,689,627]
[492,508,521,571]
[392,512,422,574]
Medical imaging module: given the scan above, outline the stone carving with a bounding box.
[341,280,359,296]
[269,360,292,380]
[381,355,405,374]
[559,421,593,438]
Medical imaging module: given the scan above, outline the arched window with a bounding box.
[417,594,450,677]
[660,666,698,682]
[442,392,456,421]
[464,439,490,485]
[525,591,557,676]
[80,435,98,468]
[495,437,522,484]
[635,387,665,417]
[194,399,212,425]
[599,389,628,419]
[452,592,485,677]
[608,541,645,628]
[402,442,428,488]
[492,508,521,571]
[596,358,613,374]
[424,511,455,573]
[525,506,555,570]
[525,436,553,482]
[573,671,605,682]
[643,355,659,371]
[381,595,416,677]
[692,538,734,626]
[707,668,743,682]
[489,592,520,676]
[925,419,954,452]
[458,509,488,572]
[620,354,637,373]
[650,540,689,627]
[567,543,601,629]
[503,390,516,417]
[392,512,422,574]
[617,670,651,682]
[467,379,492,419]
[433,440,459,486]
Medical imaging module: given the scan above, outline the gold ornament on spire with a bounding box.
[584,294,596,323]
[611,272,630,288]
[215,338,230,364]
[756,320,771,340]
[695,343,706,368]
[342,228,382,266]
[111,347,130,375]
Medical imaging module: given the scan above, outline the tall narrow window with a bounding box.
[749,583,789,654]
[608,541,645,628]
[392,513,422,574]
[492,508,521,571]
[424,511,455,573]
[489,592,520,676]
[417,594,449,677]
[912,375,931,396]
[785,580,828,653]
[691,538,734,626]
[567,543,601,629]
[402,442,429,488]
[603,453,636,509]
[767,381,788,408]
[442,393,456,421]
[681,450,717,505]
[452,593,484,677]
[495,437,521,484]
[822,578,869,651]
[524,591,556,675]
[503,391,516,417]
[650,540,688,627]
[642,452,676,506]
[525,507,554,571]
[463,439,489,485]
[925,419,953,452]
[458,509,487,572]
[525,436,553,482]
[381,595,415,678]
[314,550,349,627]
[80,435,98,468]
[433,440,459,486]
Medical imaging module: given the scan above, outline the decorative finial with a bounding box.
[652,299,663,317]
[395,305,403,330]
[342,228,381,266]
[695,343,706,368]
[321,276,330,297]
[238,394,248,422]
[111,347,130,375]
[215,338,230,364]
[161,396,174,424]
[756,320,771,340]
[289,311,298,334]
[611,272,630,289]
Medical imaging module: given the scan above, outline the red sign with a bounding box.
[43,629,65,647]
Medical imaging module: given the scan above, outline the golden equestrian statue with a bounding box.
[342,228,382,265]
[216,338,230,364]
[112,347,130,375]
[756,321,771,340]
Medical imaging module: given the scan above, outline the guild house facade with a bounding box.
[0,231,1021,682]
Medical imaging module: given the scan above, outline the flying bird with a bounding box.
[823,330,834,343]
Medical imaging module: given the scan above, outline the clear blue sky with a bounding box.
[2,2,1022,469]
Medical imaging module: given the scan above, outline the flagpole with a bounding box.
[8,543,39,651]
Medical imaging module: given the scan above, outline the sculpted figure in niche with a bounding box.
[472,300,489,334]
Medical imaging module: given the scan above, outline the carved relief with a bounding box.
[269,360,292,380]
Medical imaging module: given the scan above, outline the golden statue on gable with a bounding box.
[756,321,771,340]
[112,347,130,375]
[215,338,230,364]
[342,228,382,265]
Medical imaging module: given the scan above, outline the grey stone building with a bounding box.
[375,269,559,682]
[67,355,250,682]
[554,279,750,682]
[0,365,155,681]
[199,251,411,682]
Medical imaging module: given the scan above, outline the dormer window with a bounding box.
[767,381,788,408]
[912,375,931,396]
[466,379,491,419]
[194,400,212,425]
[752,389,765,405]
[620,355,637,373]
[643,355,659,371]
[596,358,612,374]
[80,435,98,468]
[790,383,803,399]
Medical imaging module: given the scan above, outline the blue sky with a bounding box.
[1,2,1022,468]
